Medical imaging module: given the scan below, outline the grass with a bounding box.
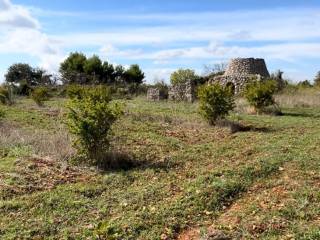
[0,91,320,239]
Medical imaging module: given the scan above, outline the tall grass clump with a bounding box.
[244,80,278,114]
[66,86,124,166]
[198,83,235,125]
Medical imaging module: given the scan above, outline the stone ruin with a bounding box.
[168,80,195,103]
[210,58,270,94]
[147,88,166,101]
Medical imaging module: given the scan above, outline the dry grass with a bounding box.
[275,88,320,108]
[0,121,75,161]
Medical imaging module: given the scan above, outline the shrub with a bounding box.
[198,83,235,125]
[244,80,277,113]
[30,87,50,106]
[0,85,14,105]
[66,84,86,99]
[66,86,124,165]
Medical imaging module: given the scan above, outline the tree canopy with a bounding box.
[59,52,145,85]
[170,69,199,85]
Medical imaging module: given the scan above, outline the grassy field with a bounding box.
[0,93,320,239]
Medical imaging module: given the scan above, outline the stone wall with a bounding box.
[168,80,195,103]
[211,58,270,94]
[147,88,162,101]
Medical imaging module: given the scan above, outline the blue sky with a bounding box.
[1,0,320,83]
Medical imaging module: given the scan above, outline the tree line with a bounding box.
[3,52,145,92]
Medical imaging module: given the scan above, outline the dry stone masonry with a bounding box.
[211,58,270,94]
[147,88,164,101]
[168,80,195,103]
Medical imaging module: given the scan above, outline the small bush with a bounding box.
[198,83,235,125]
[30,87,50,106]
[244,80,277,113]
[66,86,124,165]
[0,85,14,105]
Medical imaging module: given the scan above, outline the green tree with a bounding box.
[102,61,116,84]
[5,63,35,85]
[60,52,87,84]
[123,64,145,84]
[84,55,103,83]
[170,69,199,85]
[198,83,235,125]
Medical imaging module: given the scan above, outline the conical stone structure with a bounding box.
[210,58,270,94]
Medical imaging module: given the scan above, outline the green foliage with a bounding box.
[154,80,169,99]
[170,69,199,85]
[123,64,145,85]
[66,86,124,165]
[60,52,145,87]
[313,71,320,87]
[30,87,50,106]
[244,80,277,113]
[297,80,313,88]
[66,84,86,99]
[0,106,5,120]
[198,83,235,125]
[0,85,14,105]
[5,63,52,88]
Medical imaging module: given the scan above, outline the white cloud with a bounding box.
[0,0,40,28]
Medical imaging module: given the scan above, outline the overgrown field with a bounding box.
[0,93,320,239]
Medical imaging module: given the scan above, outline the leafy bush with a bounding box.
[198,83,235,125]
[66,86,124,165]
[66,84,86,99]
[30,87,50,106]
[244,80,277,113]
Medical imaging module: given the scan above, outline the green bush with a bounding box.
[66,86,124,165]
[0,85,14,105]
[30,87,50,106]
[244,80,277,113]
[198,83,235,125]
[66,84,86,99]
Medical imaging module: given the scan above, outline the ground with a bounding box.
[0,92,320,239]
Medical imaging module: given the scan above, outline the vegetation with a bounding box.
[313,71,320,87]
[0,92,319,239]
[66,86,123,165]
[244,80,277,113]
[30,87,50,106]
[5,63,54,88]
[170,69,199,85]
[0,85,14,105]
[60,52,145,85]
[198,83,235,125]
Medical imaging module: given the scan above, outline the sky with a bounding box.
[1,0,320,83]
